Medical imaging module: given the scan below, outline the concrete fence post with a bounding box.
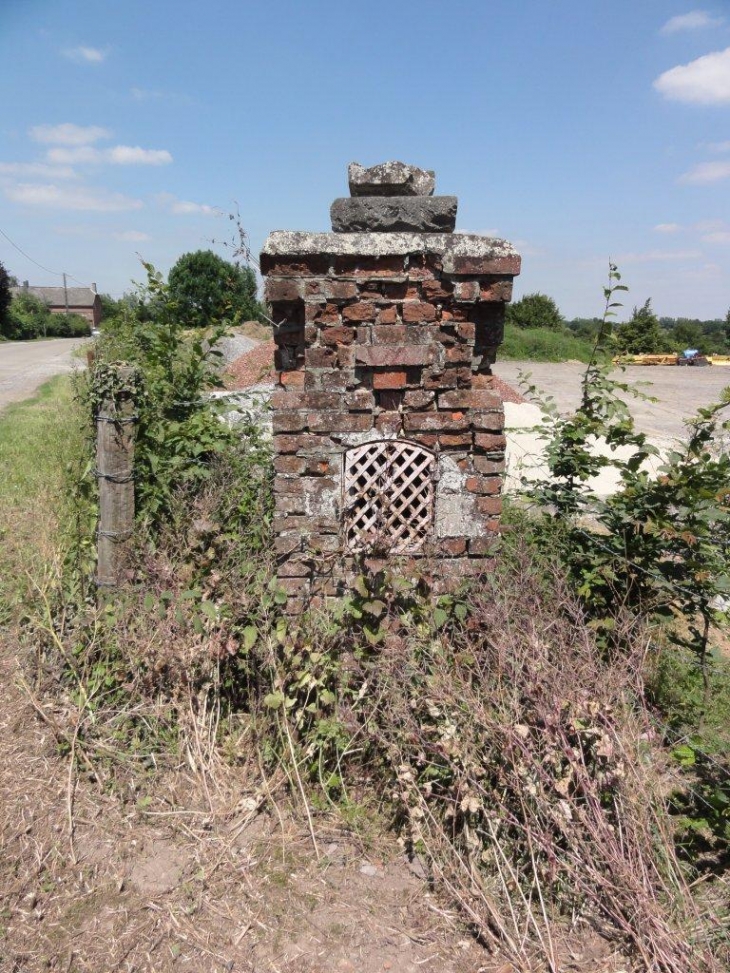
[95,364,138,594]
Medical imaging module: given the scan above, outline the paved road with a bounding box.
[0,338,85,412]
[493,360,730,444]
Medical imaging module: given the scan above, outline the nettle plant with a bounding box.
[523,264,730,665]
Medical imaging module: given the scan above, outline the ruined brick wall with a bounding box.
[261,163,521,612]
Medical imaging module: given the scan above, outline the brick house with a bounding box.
[11,281,102,329]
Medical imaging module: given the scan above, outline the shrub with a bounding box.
[500,322,598,361]
[167,249,263,329]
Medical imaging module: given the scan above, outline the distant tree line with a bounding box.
[0,250,265,340]
[507,291,730,357]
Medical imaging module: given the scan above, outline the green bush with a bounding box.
[2,293,90,339]
[500,322,598,361]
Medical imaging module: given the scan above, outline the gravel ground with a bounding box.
[214,333,258,365]
[494,360,730,444]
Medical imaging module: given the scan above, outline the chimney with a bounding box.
[22,280,29,291]
[90,282,97,294]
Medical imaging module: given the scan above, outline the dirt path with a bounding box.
[0,339,85,412]
[0,632,495,973]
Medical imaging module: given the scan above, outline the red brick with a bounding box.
[355,345,433,367]
[476,496,503,516]
[403,389,434,409]
[333,255,405,277]
[438,537,467,556]
[304,279,325,297]
[279,370,305,388]
[305,302,340,324]
[373,370,408,389]
[453,281,480,302]
[308,412,373,433]
[469,535,499,555]
[345,389,375,410]
[406,254,443,279]
[422,278,452,300]
[272,390,340,410]
[403,412,469,432]
[375,411,403,434]
[321,326,354,346]
[474,433,506,452]
[438,433,472,447]
[274,535,302,555]
[274,455,306,475]
[260,255,330,276]
[376,306,398,325]
[445,345,471,363]
[473,456,504,475]
[402,301,437,323]
[480,279,513,302]
[447,255,521,276]
[471,372,495,389]
[456,322,476,341]
[465,476,501,495]
[273,433,322,453]
[265,278,302,302]
[342,302,376,322]
[272,412,307,433]
[324,280,359,300]
[304,458,336,476]
[278,560,311,577]
[372,324,408,344]
[473,410,505,431]
[305,369,352,392]
[438,390,502,410]
[305,347,338,367]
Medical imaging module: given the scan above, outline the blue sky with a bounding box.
[0,0,728,319]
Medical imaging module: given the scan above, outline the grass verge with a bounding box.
[0,375,86,622]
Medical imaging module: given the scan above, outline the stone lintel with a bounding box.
[261,231,522,276]
[331,196,457,233]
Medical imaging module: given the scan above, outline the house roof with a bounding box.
[11,285,99,307]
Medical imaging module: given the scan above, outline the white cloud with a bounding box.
[4,182,143,212]
[46,145,172,166]
[114,230,150,242]
[654,47,730,104]
[679,160,730,183]
[0,161,77,180]
[614,249,703,263]
[106,146,172,165]
[660,11,724,34]
[705,139,730,152]
[155,192,221,215]
[63,46,107,64]
[694,218,727,231]
[30,123,110,146]
[654,222,681,233]
[702,230,730,243]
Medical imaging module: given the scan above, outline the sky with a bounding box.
[0,0,728,321]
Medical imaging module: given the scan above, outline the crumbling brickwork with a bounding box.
[261,162,521,612]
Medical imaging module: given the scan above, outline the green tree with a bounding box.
[614,298,665,354]
[167,250,261,329]
[0,261,12,336]
[506,292,564,330]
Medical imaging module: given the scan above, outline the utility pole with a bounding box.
[63,272,69,313]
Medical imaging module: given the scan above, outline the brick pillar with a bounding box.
[261,162,521,612]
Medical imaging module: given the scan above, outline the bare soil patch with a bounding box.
[0,632,499,973]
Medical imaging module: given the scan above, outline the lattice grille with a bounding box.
[343,440,435,554]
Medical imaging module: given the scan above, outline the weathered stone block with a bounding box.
[355,345,434,367]
[348,160,435,197]
[331,197,457,233]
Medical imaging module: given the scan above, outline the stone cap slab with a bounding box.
[261,231,522,276]
[331,196,457,233]
[348,161,435,197]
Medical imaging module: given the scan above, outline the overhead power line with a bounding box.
[0,225,89,287]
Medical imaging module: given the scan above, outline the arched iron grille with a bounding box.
[343,440,435,554]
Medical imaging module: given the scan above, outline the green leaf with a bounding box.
[263,691,285,710]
